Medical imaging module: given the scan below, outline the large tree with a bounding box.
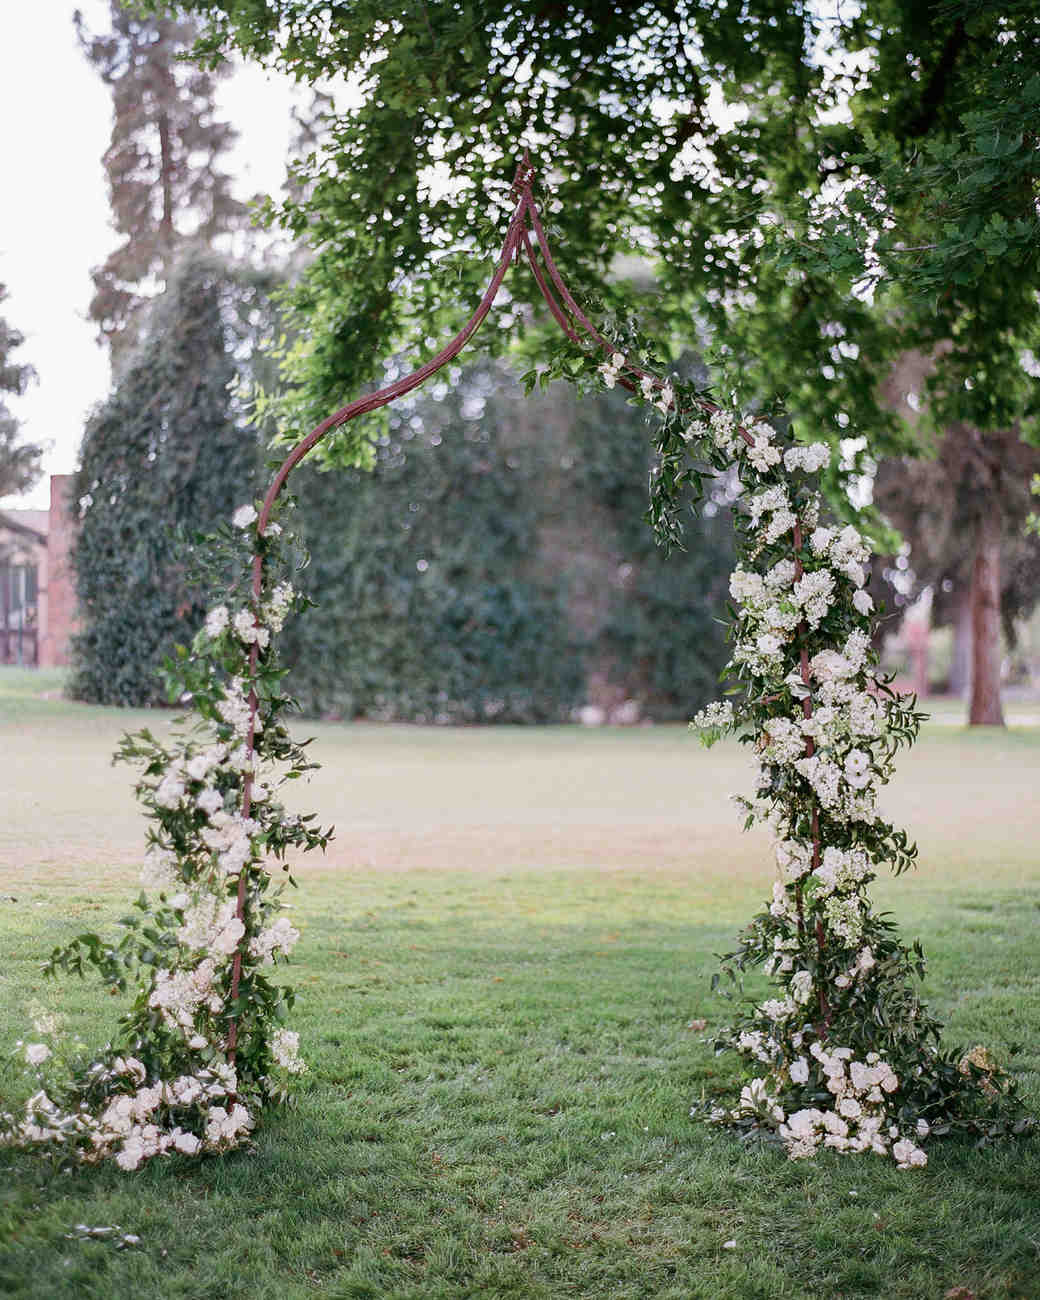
[875,352,1040,721]
[69,252,268,704]
[77,1,246,364]
[0,283,42,501]
[164,0,1039,721]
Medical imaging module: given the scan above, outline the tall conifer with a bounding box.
[76,1,245,363]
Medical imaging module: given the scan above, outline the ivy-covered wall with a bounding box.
[281,363,733,723]
[69,256,262,707]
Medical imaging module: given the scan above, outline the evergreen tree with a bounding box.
[0,283,42,501]
[69,253,264,704]
[76,1,246,363]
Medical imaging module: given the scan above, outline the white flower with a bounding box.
[790,1057,810,1084]
[761,996,797,1022]
[849,692,882,738]
[764,509,797,543]
[172,1129,201,1155]
[264,583,295,632]
[844,749,872,789]
[747,434,781,472]
[692,700,734,731]
[205,605,230,638]
[809,526,834,555]
[784,443,831,473]
[763,717,804,764]
[766,559,797,590]
[852,589,874,615]
[25,1044,51,1066]
[729,568,767,606]
[249,916,300,964]
[154,772,186,810]
[709,409,741,455]
[793,569,836,628]
[196,787,224,817]
[748,484,788,524]
[270,1027,307,1074]
[115,1138,145,1171]
[790,971,813,1005]
[233,504,258,529]
[892,1138,927,1168]
[210,916,246,957]
[233,608,270,649]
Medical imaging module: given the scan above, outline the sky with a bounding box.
[0,0,300,510]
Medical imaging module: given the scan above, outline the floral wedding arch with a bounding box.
[2,158,1028,1171]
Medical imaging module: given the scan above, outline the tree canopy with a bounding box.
[164,0,1038,452]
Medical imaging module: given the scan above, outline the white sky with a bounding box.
[0,0,300,510]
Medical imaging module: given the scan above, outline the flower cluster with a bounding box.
[2,504,331,1171]
[566,322,1032,1166]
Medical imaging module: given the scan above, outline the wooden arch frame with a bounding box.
[227,155,757,1055]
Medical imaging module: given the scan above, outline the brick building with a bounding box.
[0,474,78,667]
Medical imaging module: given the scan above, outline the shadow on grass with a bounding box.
[2,886,1039,1300]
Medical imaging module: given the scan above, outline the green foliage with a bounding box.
[69,254,265,706]
[0,282,41,501]
[281,362,733,723]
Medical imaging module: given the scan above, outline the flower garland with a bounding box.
[1,504,330,1169]
[555,332,1031,1166]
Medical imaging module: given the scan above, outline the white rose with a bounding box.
[233,504,258,529]
[172,1130,202,1155]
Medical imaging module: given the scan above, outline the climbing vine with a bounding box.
[534,323,1032,1165]
[1,504,330,1168]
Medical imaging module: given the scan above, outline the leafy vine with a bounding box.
[2,504,331,1169]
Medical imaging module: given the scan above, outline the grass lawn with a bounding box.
[1,667,1038,1299]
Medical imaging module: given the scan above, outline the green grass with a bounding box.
[1,668,1038,1299]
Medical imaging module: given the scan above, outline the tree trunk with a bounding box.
[968,514,1005,726]
[949,586,972,698]
[158,107,175,275]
